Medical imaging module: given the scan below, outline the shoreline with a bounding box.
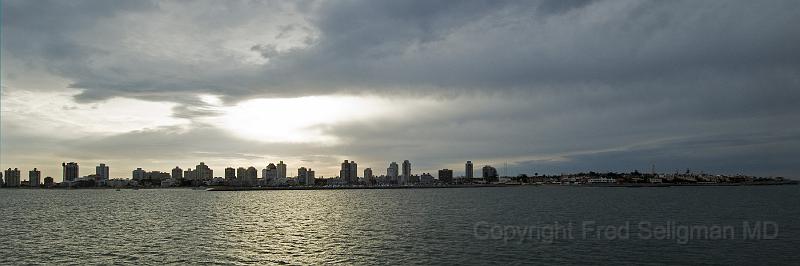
[0,180,795,191]
[577,180,798,188]
[204,183,520,191]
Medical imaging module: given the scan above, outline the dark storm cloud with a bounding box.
[1,0,156,73]
[4,0,799,102]
[258,0,800,94]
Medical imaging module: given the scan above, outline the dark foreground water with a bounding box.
[1,186,799,265]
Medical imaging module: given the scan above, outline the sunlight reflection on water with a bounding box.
[1,186,799,264]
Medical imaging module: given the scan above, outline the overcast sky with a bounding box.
[2,0,800,179]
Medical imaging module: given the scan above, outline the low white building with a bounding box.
[161,178,178,187]
[588,177,616,184]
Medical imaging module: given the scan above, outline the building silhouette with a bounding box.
[298,167,315,186]
[62,162,79,182]
[340,160,358,184]
[420,173,434,184]
[95,163,109,181]
[401,160,411,185]
[236,167,247,180]
[364,168,374,183]
[465,161,474,179]
[4,168,21,187]
[438,169,453,184]
[306,169,315,186]
[482,165,498,182]
[349,161,357,183]
[43,176,54,187]
[195,162,213,180]
[246,166,258,184]
[29,168,41,187]
[277,161,287,179]
[298,167,308,185]
[264,163,278,181]
[387,162,399,183]
[224,167,236,180]
[132,168,146,180]
[172,166,183,180]
[184,168,196,180]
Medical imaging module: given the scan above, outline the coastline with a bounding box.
[206,180,798,191]
[204,183,521,191]
[1,180,795,191]
[579,180,799,188]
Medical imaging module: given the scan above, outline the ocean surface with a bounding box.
[2,186,799,265]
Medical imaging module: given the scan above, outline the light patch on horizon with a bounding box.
[1,89,189,138]
[203,95,426,144]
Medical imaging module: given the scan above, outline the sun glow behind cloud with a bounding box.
[207,95,402,144]
[1,89,189,138]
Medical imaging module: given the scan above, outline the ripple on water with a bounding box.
[1,186,800,264]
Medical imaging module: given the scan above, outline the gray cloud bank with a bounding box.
[2,0,800,177]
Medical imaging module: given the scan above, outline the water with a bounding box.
[2,186,799,265]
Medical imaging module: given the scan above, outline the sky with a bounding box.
[2,0,800,180]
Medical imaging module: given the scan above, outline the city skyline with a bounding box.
[2,159,519,182]
[2,157,790,186]
[3,0,800,179]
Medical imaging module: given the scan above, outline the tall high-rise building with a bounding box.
[340,160,357,184]
[184,168,196,180]
[339,162,347,182]
[482,165,498,181]
[4,168,21,187]
[340,160,349,182]
[236,166,257,186]
[0,172,3,186]
[195,162,213,180]
[277,161,287,179]
[172,166,183,180]
[465,161,474,179]
[349,161,358,183]
[132,168,146,181]
[95,163,109,181]
[237,167,247,179]
[264,163,278,180]
[387,162,399,182]
[438,169,453,184]
[29,168,41,187]
[298,167,315,186]
[306,169,315,186]
[401,160,411,185]
[224,167,236,179]
[246,167,258,182]
[364,168,373,182]
[298,167,308,184]
[62,162,79,182]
